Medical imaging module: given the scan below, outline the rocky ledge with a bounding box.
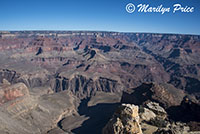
[103,102,200,134]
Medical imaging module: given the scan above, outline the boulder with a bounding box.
[146,102,167,120]
[140,107,156,121]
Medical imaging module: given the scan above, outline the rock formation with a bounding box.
[0,82,29,105]
[146,102,167,120]
[103,104,142,134]
[140,107,156,122]
[53,74,123,98]
[0,82,78,134]
[121,83,186,109]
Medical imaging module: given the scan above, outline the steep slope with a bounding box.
[0,82,78,134]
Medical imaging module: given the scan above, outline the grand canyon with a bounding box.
[0,31,199,134]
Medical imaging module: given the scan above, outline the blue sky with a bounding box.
[0,0,200,35]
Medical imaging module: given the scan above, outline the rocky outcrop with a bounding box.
[140,107,156,122]
[121,83,185,109]
[180,97,200,122]
[103,104,142,134]
[166,96,200,131]
[146,102,167,120]
[153,122,197,134]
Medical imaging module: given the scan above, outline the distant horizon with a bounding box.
[1,30,200,36]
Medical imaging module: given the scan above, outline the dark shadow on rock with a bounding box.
[166,105,184,121]
[167,98,200,123]
[166,102,200,132]
[121,83,154,105]
[71,98,120,134]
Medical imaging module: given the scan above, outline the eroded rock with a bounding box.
[0,82,29,105]
[103,103,142,134]
[146,102,167,120]
[140,107,156,122]
[153,122,192,134]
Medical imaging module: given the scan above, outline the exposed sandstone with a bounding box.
[146,102,167,120]
[140,107,156,121]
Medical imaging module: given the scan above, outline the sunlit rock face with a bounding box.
[103,104,143,134]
